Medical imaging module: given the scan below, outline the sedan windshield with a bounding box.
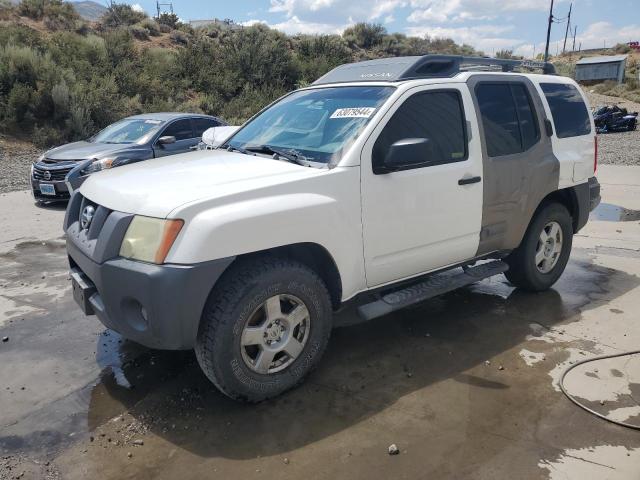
[225,86,395,164]
[91,118,164,144]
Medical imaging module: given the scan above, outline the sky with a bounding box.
[122,0,640,58]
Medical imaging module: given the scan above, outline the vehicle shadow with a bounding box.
[88,252,638,460]
[34,200,68,211]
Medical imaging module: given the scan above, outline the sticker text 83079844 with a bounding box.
[330,107,376,119]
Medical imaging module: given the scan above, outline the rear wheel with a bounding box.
[195,256,332,402]
[505,203,573,291]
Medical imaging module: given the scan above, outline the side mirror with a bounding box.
[378,138,434,173]
[201,126,241,148]
[158,135,176,146]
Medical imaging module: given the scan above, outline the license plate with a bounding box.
[39,183,55,195]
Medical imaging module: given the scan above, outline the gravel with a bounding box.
[0,136,42,194]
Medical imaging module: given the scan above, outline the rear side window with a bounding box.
[373,90,468,170]
[162,119,194,140]
[475,82,540,157]
[540,83,591,138]
[192,117,221,137]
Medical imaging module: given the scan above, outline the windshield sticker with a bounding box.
[330,107,376,119]
[144,119,162,124]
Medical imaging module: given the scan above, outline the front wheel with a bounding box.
[195,256,333,402]
[505,203,573,291]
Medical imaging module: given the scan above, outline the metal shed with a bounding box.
[575,55,628,84]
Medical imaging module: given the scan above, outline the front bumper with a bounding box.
[64,192,234,350]
[68,239,234,350]
[31,177,70,201]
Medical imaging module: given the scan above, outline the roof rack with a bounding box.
[312,54,556,85]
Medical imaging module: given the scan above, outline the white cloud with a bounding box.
[268,0,406,24]
[242,16,352,35]
[407,0,560,24]
[405,24,520,53]
[576,21,640,50]
[131,3,145,13]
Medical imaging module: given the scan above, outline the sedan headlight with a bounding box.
[83,158,115,174]
[119,216,184,264]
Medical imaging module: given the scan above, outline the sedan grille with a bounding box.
[33,162,76,181]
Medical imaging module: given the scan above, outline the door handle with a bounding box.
[458,176,481,185]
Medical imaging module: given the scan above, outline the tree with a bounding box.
[342,23,386,49]
[157,12,180,29]
[495,49,514,59]
[100,3,146,28]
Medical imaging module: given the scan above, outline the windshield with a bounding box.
[225,86,395,164]
[91,118,164,144]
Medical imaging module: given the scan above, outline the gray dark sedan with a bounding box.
[30,112,227,202]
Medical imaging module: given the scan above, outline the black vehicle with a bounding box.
[593,105,638,133]
[30,113,227,202]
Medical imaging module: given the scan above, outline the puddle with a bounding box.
[590,203,640,222]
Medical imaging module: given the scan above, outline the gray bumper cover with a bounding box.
[67,239,234,350]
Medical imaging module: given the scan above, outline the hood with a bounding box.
[80,149,322,218]
[44,141,140,162]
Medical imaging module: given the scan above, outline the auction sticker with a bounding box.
[330,107,376,119]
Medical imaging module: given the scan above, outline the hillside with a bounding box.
[69,0,107,21]
[0,1,482,148]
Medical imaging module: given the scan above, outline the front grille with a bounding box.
[65,193,133,263]
[33,163,74,181]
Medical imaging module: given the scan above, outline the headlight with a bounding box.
[37,154,45,162]
[119,216,184,264]
[83,158,115,174]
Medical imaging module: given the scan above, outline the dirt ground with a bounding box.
[0,165,639,480]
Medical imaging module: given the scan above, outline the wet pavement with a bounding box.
[1,166,640,479]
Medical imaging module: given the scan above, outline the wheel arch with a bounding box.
[534,184,589,234]
[226,242,343,310]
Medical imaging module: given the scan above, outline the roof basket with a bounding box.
[313,54,556,85]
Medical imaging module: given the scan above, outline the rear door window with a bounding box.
[192,118,221,137]
[540,83,591,138]
[475,82,540,157]
[161,119,194,141]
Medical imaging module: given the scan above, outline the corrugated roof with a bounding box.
[576,55,628,65]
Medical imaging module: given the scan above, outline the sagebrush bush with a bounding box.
[139,18,160,36]
[129,25,149,41]
[0,9,492,144]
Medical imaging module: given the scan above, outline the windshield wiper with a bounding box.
[226,144,251,155]
[245,145,310,166]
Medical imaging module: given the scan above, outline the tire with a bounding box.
[195,256,333,402]
[504,202,573,292]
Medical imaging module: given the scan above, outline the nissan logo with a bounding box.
[44,170,52,180]
[80,205,95,230]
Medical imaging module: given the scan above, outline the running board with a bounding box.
[357,261,509,321]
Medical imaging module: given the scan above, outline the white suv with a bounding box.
[65,55,600,401]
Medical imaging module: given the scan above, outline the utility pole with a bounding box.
[544,0,554,62]
[562,2,572,54]
[572,25,577,52]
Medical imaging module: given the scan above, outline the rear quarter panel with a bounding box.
[531,76,596,188]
